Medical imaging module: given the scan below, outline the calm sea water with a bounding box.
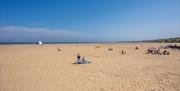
[0,41,141,45]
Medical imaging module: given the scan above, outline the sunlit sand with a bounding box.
[1,43,180,91]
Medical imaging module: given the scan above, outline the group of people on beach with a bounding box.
[147,47,170,55]
[76,54,87,64]
[121,50,126,55]
[57,45,172,65]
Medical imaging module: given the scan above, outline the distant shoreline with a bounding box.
[0,42,138,45]
[0,42,178,45]
[1,37,179,45]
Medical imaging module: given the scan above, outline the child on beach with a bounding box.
[82,56,86,63]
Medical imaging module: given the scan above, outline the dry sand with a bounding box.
[0,43,180,91]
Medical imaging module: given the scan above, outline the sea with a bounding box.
[0,41,142,45]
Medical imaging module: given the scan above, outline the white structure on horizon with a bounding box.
[38,41,43,45]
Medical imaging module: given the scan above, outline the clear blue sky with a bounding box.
[0,0,179,42]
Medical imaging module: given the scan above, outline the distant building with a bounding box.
[38,41,43,45]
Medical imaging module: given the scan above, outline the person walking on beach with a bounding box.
[57,47,61,51]
[121,50,126,55]
[121,50,124,55]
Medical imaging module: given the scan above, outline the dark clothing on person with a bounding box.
[77,54,81,63]
[77,54,81,59]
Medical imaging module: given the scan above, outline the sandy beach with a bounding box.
[0,43,180,91]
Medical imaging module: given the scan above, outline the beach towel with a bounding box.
[73,60,92,64]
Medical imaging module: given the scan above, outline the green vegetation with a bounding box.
[143,37,180,43]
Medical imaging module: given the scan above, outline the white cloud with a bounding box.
[0,26,90,42]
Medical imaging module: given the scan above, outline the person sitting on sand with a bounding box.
[82,56,86,63]
[77,54,81,63]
